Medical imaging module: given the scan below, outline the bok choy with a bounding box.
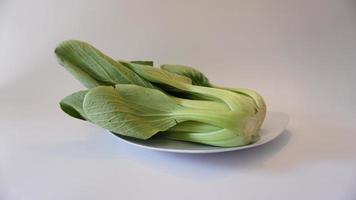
[55,40,266,147]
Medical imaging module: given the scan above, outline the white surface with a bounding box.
[115,112,289,153]
[0,0,355,200]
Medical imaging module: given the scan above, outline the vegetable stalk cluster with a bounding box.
[56,40,266,147]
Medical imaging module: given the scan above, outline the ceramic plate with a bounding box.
[113,112,289,153]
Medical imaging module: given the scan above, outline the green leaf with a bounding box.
[161,64,211,87]
[117,60,154,67]
[121,61,218,100]
[60,90,88,120]
[125,61,255,113]
[120,61,192,85]
[57,57,108,88]
[55,40,154,88]
[131,60,154,66]
[82,85,182,139]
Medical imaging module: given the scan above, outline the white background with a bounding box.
[1,0,355,199]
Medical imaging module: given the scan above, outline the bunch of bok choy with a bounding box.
[56,40,266,147]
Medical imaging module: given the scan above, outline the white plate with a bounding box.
[114,112,289,154]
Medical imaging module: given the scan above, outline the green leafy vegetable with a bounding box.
[83,85,180,139]
[55,40,155,89]
[56,40,267,147]
[60,90,88,120]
